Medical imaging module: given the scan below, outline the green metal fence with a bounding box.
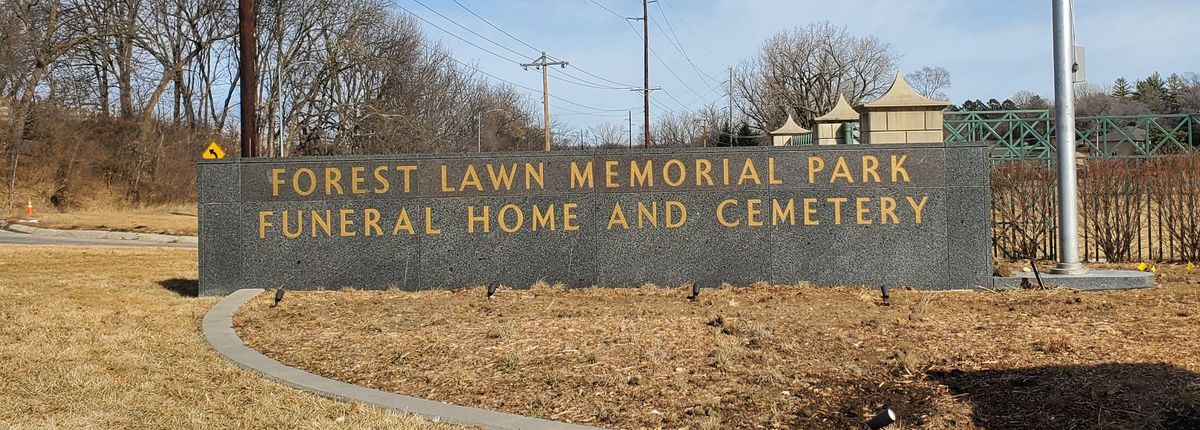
[945,110,1200,162]
[951,111,1200,263]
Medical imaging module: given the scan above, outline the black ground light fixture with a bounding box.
[867,407,897,429]
[272,287,285,308]
[486,284,498,301]
[880,285,890,306]
[687,284,700,302]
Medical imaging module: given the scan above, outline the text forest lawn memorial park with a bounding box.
[197,144,990,296]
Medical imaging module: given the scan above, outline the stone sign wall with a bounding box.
[197,143,990,296]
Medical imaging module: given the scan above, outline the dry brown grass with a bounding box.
[5,205,198,236]
[0,246,454,429]
[238,267,1200,429]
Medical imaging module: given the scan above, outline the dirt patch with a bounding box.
[235,266,1200,429]
[6,205,198,236]
[0,246,452,429]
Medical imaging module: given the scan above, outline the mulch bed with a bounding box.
[236,265,1200,429]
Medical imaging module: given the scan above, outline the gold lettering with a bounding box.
[363,208,382,236]
[459,165,483,192]
[722,158,731,185]
[570,161,594,189]
[338,209,355,237]
[891,155,910,182]
[311,210,332,237]
[746,198,763,227]
[439,165,454,192]
[695,158,714,186]
[271,168,285,196]
[562,203,579,232]
[424,207,441,235]
[802,198,819,225]
[258,211,274,239]
[855,197,873,225]
[467,206,490,233]
[397,165,416,193]
[828,197,847,225]
[532,205,556,231]
[497,204,524,233]
[880,197,898,224]
[487,164,517,191]
[605,160,620,188]
[525,162,544,190]
[906,196,928,223]
[808,156,826,183]
[630,160,653,188]
[607,202,629,229]
[767,157,782,185]
[665,200,687,228]
[862,155,881,183]
[636,201,658,228]
[350,167,366,194]
[830,157,855,184]
[738,159,762,185]
[282,210,302,239]
[373,166,391,194]
[325,167,344,195]
[772,199,795,225]
[717,199,740,227]
[293,168,317,196]
[662,159,686,187]
[392,208,415,235]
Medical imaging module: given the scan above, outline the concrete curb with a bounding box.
[203,289,599,430]
[3,222,197,244]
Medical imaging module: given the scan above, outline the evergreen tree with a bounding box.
[715,122,734,147]
[1166,73,1187,113]
[1112,77,1132,98]
[1135,72,1168,112]
[734,122,757,146]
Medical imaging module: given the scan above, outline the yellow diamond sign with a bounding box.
[202,142,226,160]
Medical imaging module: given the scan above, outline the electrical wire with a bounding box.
[448,0,540,54]
[658,0,727,68]
[652,3,721,88]
[408,0,534,61]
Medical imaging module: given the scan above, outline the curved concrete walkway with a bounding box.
[203,289,598,430]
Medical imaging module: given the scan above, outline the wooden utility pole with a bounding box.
[521,52,567,152]
[237,0,258,157]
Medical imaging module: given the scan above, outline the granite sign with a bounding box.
[197,143,990,296]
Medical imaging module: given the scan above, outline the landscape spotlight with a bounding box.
[486,284,498,301]
[880,285,890,307]
[867,408,897,429]
[687,284,700,302]
[272,287,284,308]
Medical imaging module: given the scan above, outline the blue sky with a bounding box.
[396,0,1200,131]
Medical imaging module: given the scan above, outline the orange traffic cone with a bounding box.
[25,199,33,218]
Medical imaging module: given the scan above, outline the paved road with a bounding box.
[0,228,197,249]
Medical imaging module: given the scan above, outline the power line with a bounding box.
[448,0,540,54]
[394,2,635,117]
[408,0,533,61]
[550,68,628,90]
[658,0,727,68]
[652,3,721,88]
[434,0,637,92]
[394,4,524,64]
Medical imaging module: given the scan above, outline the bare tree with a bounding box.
[733,22,898,134]
[591,122,627,148]
[906,66,951,101]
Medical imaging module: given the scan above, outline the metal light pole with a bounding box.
[1050,0,1086,274]
[476,108,506,153]
[276,60,319,158]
